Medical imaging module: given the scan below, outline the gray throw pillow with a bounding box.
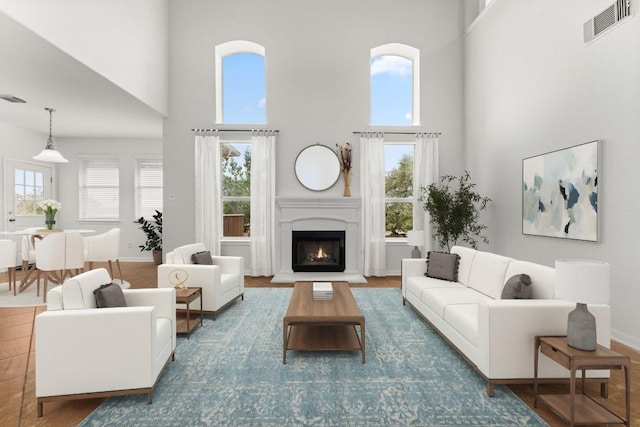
[425,251,460,282]
[191,250,213,265]
[501,274,533,299]
[94,283,127,308]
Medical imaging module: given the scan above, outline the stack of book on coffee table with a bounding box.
[312,282,333,300]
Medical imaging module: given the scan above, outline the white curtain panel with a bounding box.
[414,133,439,254]
[360,133,386,276]
[195,134,223,255]
[249,131,276,276]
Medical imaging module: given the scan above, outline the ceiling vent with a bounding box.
[0,94,27,103]
[584,0,632,43]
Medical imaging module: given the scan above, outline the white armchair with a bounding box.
[158,243,244,319]
[35,268,176,417]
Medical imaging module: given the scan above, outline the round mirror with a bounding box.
[295,144,341,191]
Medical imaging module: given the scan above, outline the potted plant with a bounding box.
[419,171,491,252]
[137,210,163,265]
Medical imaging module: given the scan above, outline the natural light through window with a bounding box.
[385,144,415,237]
[371,43,420,126]
[215,41,266,124]
[14,168,44,215]
[371,56,413,126]
[222,53,265,124]
[222,142,251,237]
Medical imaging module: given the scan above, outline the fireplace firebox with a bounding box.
[292,230,345,272]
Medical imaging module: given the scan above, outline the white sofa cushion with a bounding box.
[451,246,478,286]
[467,251,513,299]
[444,304,479,346]
[405,276,464,301]
[421,287,492,318]
[60,268,112,310]
[171,243,207,264]
[504,260,555,299]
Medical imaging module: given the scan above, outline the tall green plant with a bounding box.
[419,171,491,251]
[136,210,163,251]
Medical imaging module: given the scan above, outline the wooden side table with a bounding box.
[534,335,630,426]
[175,287,203,339]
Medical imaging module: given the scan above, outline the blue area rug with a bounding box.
[79,288,547,426]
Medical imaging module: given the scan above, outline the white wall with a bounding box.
[465,0,640,348]
[0,0,169,115]
[164,0,467,274]
[57,137,163,261]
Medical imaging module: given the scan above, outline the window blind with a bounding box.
[135,158,163,218]
[79,159,119,220]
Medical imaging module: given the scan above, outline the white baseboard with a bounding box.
[611,328,640,351]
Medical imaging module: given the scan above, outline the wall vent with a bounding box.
[584,0,632,43]
[0,94,27,103]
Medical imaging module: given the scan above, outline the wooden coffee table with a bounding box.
[283,282,365,364]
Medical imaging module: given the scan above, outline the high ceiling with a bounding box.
[0,12,163,139]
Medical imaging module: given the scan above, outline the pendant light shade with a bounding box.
[33,108,68,163]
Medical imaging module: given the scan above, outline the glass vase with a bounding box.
[45,212,56,230]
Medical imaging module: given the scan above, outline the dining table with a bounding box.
[0,229,95,293]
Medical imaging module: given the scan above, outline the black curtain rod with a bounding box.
[191,128,279,133]
[352,131,441,136]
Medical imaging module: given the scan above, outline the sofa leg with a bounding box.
[38,400,43,417]
[486,381,495,397]
[147,391,153,404]
[402,297,406,306]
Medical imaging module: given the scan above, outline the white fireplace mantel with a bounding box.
[272,197,365,283]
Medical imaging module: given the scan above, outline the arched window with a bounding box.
[215,41,266,124]
[370,43,420,126]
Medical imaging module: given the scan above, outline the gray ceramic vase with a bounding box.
[567,303,597,351]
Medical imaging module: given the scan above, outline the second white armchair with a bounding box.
[158,243,244,319]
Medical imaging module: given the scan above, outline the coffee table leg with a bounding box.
[361,321,365,364]
[283,320,288,364]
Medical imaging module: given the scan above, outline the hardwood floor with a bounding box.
[1,263,637,426]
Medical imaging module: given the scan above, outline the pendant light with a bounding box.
[33,107,68,163]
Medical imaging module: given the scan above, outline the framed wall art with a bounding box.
[522,140,599,241]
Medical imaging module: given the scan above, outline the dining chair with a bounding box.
[64,232,85,279]
[84,228,128,287]
[34,232,66,303]
[0,239,18,295]
[20,228,39,291]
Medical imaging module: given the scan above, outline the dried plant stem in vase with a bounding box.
[336,142,352,197]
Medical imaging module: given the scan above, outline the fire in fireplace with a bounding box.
[292,230,345,272]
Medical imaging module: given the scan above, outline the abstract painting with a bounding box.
[522,140,599,241]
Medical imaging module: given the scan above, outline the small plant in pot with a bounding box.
[419,171,491,252]
[137,210,163,265]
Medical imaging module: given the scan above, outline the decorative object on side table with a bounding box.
[336,142,352,197]
[37,199,61,230]
[136,210,163,264]
[406,230,425,258]
[555,259,610,351]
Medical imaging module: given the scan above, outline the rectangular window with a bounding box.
[384,143,414,237]
[135,158,163,219]
[79,158,119,220]
[222,142,251,237]
[14,168,44,215]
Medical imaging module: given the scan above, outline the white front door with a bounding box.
[4,159,54,232]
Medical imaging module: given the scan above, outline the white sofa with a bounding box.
[36,268,176,416]
[402,246,611,396]
[158,243,244,318]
